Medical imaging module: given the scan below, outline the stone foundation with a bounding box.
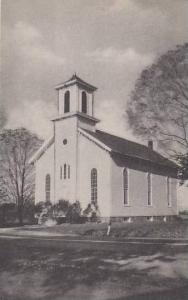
[100,215,178,223]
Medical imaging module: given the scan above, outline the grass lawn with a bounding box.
[18,219,188,239]
[0,237,188,300]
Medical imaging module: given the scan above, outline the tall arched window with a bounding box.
[64,164,67,179]
[81,91,87,114]
[68,165,70,179]
[123,168,129,205]
[167,177,171,207]
[60,166,62,180]
[91,168,97,203]
[147,173,152,206]
[45,174,51,202]
[64,91,70,113]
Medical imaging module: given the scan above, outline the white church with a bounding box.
[31,74,179,221]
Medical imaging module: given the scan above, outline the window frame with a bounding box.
[81,91,87,114]
[167,177,171,207]
[64,164,67,179]
[147,172,152,206]
[68,165,70,179]
[45,174,51,202]
[64,90,70,113]
[123,168,129,206]
[91,168,97,204]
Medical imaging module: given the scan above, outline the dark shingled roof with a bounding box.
[83,129,178,169]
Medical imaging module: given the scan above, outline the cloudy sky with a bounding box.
[1,0,188,141]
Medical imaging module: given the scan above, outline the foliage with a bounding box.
[0,203,16,226]
[66,201,82,223]
[0,128,42,225]
[53,199,70,216]
[34,200,83,224]
[180,210,188,215]
[83,201,100,222]
[175,152,188,184]
[127,43,188,156]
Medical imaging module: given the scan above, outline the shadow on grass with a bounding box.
[0,238,188,300]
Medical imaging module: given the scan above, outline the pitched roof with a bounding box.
[55,74,97,91]
[83,129,177,169]
[29,136,54,164]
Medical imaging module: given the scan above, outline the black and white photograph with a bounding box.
[0,0,188,299]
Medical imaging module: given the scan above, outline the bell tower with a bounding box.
[51,75,100,203]
[54,74,100,131]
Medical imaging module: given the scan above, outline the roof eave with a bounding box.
[55,80,97,91]
[111,151,178,171]
[29,136,54,164]
[78,128,112,153]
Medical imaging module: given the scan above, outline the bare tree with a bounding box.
[0,128,42,225]
[127,43,188,156]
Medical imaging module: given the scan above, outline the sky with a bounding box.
[1,0,188,142]
[1,0,188,206]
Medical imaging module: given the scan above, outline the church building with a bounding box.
[31,74,179,221]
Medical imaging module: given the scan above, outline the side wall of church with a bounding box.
[77,133,112,217]
[35,143,55,204]
[110,157,178,217]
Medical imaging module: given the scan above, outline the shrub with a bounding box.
[83,202,100,222]
[53,199,70,216]
[66,201,82,223]
[34,201,54,225]
[0,202,16,226]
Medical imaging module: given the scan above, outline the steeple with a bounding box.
[53,74,100,131]
[55,74,97,92]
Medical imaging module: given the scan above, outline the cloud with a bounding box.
[96,99,143,143]
[7,21,65,66]
[107,0,132,13]
[86,47,154,68]
[5,100,57,139]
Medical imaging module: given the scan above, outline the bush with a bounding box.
[180,210,188,215]
[83,202,100,222]
[53,199,70,217]
[66,201,82,223]
[34,201,55,225]
[0,202,16,226]
[23,200,36,224]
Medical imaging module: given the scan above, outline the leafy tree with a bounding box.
[126,43,188,180]
[127,43,188,154]
[175,152,188,184]
[0,128,42,225]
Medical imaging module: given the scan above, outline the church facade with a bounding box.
[31,75,179,221]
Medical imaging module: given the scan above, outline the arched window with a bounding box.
[123,168,129,205]
[64,91,70,113]
[60,166,62,180]
[64,164,67,179]
[81,91,87,114]
[167,177,171,207]
[91,168,97,203]
[147,173,152,206]
[45,174,51,202]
